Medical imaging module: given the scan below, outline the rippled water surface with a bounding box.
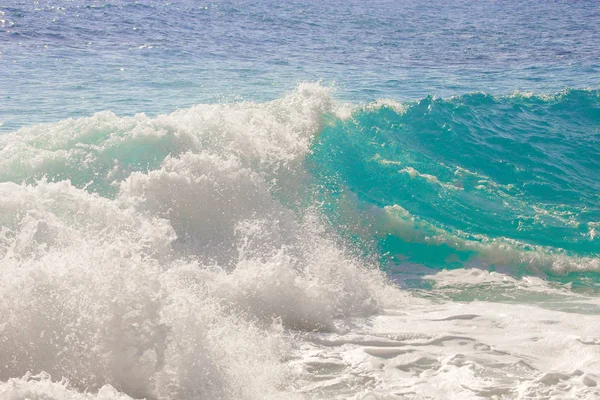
[2,0,600,130]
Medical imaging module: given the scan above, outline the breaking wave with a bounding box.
[1,83,599,398]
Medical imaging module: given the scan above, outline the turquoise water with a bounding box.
[309,90,600,281]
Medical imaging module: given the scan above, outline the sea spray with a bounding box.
[0,84,399,399]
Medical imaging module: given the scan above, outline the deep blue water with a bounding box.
[2,0,600,131]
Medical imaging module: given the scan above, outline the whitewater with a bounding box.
[0,84,599,399]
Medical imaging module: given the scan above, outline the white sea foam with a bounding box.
[291,292,600,399]
[0,85,396,399]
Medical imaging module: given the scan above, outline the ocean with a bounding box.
[1,1,599,399]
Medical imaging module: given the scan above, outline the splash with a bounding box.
[0,84,396,399]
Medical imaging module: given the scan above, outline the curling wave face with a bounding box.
[308,89,600,278]
[0,84,599,399]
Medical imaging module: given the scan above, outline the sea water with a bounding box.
[1,1,599,399]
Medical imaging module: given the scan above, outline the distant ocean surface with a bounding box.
[3,0,600,131]
[1,1,600,399]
